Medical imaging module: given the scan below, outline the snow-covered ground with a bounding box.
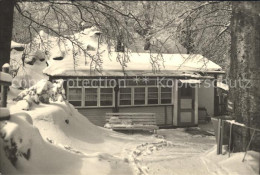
[0,86,259,175]
[3,27,258,174]
[136,128,259,175]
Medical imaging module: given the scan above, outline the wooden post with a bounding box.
[228,123,233,157]
[1,64,9,107]
[217,118,223,155]
[113,78,119,113]
[220,119,224,154]
[214,74,219,116]
[242,129,255,162]
[194,84,198,125]
[173,79,178,126]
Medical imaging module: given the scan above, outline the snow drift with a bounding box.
[0,80,162,174]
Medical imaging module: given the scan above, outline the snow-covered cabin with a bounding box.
[13,27,224,127]
[43,51,224,127]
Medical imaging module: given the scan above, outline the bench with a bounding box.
[105,113,159,133]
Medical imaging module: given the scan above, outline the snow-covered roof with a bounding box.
[16,27,222,78]
[217,82,229,91]
[43,51,223,77]
[2,63,10,68]
[0,72,12,83]
[11,41,26,50]
[180,79,201,84]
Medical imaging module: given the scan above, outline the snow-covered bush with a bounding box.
[13,79,65,110]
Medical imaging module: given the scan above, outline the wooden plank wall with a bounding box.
[77,108,113,126]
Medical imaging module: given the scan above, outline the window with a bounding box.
[148,87,158,104]
[100,88,113,106]
[68,88,82,106]
[118,79,173,106]
[181,85,192,98]
[67,79,116,108]
[119,88,131,105]
[68,78,174,107]
[85,88,98,106]
[161,87,172,104]
[134,87,145,105]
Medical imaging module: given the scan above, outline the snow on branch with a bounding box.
[178,1,221,18]
[13,79,65,111]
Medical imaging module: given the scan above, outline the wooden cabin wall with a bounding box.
[77,108,113,126]
[198,82,214,116]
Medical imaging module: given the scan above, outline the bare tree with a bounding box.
[11,1,145,73]
[176,1,231,71]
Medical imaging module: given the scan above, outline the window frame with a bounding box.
[67,79,115,108]
[118,78,174,107]
[118,87,132,106]
[160,87,173,104]
[99,87,115,107]
[67,78,174,108]
[147,87,159,105]
[84,87,99,107]
[134,87,146,105]
[67,86,83,107]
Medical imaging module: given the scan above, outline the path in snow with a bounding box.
[129,128,228,175]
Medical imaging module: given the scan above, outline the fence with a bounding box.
[212,116,260,174]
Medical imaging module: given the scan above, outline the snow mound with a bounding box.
[2,91,163,174]
[204,146,259,175]
[0,111,114,174]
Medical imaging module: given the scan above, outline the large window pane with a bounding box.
[148,87,158,104]
[100,88,113,106]
[68,88,82,106]
[119,88,131,105]
[161,87,172,104]
[181,85,192,98]
[69,88,82,100]
[85,88,97,106]
[134,87,145,105]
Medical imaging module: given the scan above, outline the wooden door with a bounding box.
[178,84,195,126]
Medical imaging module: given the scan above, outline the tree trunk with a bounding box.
[0,0,15,70]
[230,1,260,152]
